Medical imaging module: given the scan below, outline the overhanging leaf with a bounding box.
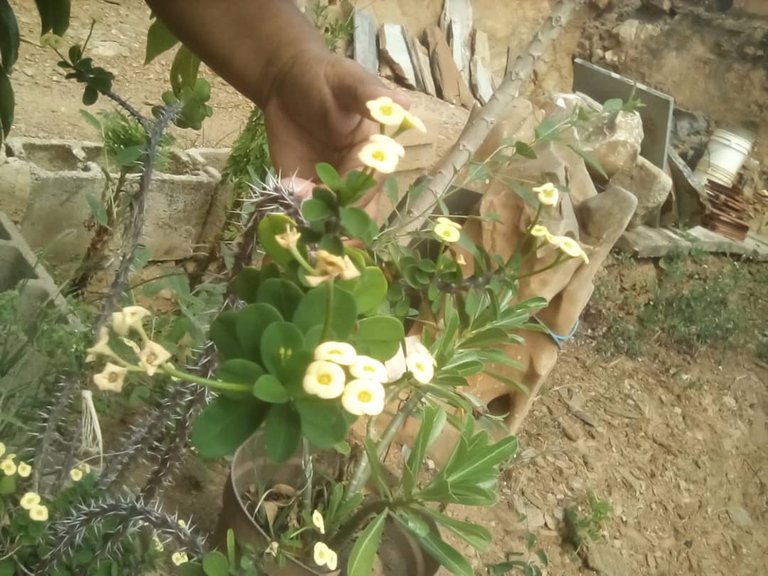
[346,510,388,576]
[0,0,20,71]
[191,396,268,459]
[264,403,301,462]
[349,267,387,315]
[145,17,178,64]
[170,44,200,94]
[296,398,350,449]
[34,0,70,36]
[352,316,403,361]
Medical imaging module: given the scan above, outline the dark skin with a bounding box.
[146,0,408,212]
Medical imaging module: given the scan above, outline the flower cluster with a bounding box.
[308,510,338,570]
[69,461,91,482]
[0,443,32,478]
[527,182,590,264]
[0,444,48,523]
[358,96,426,174]
[86,306,174,393]
[19,491,48,522]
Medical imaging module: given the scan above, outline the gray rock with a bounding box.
[727,505,753,528]
[439,0,473,86]
[610,156,672,228]
[409,37,436,96]
[353,9,379,75]
[379,24,418,90]
[585,542,630,576]
[470,30,494,104]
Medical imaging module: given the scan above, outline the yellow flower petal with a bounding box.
[111,306,151,336]
[303,361,346,399]
[0,441,5,458]
[314,342,357,366]
[93,362,128,393]
[312,509,326,534]
[342,379,386,416]
[358,139,401,174]
[400,110,427,134]
[0,458,17,476]
[406,352,435,385]
[532,182,559,207]
[138,341,172,376]
[16,461,31,478]
[370,133,405,158]
[436,216,461,230]
[69,468,83,482]
[433,222,461,244]
[29,504,49,522]
[349,356,388,382]
[552,235,590,264]
[366,96,406,127]
[171,551,188,566]
[20,492,41,510]
[275,226,300,250]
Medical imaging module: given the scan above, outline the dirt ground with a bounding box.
[7,1,768,575]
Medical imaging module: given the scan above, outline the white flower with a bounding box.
[20,492,41,510]
[77,462,91,474]
[433,220,461,243]
[303,361,346,399]
[552,235,590,264]
[349,355,388,382]
[342,379,385,416]
[16,461,31,478]
[171,551,188,566]
[436,216,461,230]
[93,362,128,393]
[312,509,326,534]
[306,250,361,287]
[138,341,172,376]
[406,352,435,384]
[385,337,434,382]
[400,110,427,134]
[529,224,550,238]
[358,138,401,174]
[69,468,83,482]
[266,541,279,557]
[314,341,357,366]
[29,504,49,522]
[111,305,151,336]
[313,542,338,571]
[85,326,114,363]
[532,182,559,207]
[0,458,17,476]
[275,226,300,251]
[366,96,406,127]
[370,133,405,157]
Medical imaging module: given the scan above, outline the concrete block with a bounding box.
[440,0,473,86]
[0,158,33,221]
[379,24,418,90]
[610,156,673,228]
[353,9,379,75]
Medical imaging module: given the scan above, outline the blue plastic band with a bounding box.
[534,316,579,349]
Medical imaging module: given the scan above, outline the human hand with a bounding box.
[263,49,409,182]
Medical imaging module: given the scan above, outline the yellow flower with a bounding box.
[138,341,172,376]
[16,461,31,478]
[93,362,128,393]
[312,510,325,534]
[349,355,388,383]
[529,224,550,238]
[77,462,91,474]
[552,235,590,264]
[532,182,559,207]
[85,326,115,363]
[306,251,360,287]
[0,458,17,476]
[406,352,435,385]
[111,305,151,336]
[178,519,187,528]
[0,441,4,458]
[70,468,83,482]
[20,492,41,510]
[303,361,346,399]
[366,96,406,127]
[370,133,405,158]
[436,216,461,230]
[29,504,48,522]
[433,221,461,244]
[342,379,385,416]
[400,110,427,134]
[358,138,401,174]
[275,226,300,251]
[314,341,357,366]
[313,542,338,571]
[171,551,188,566]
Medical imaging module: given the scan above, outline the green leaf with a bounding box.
[403,405,446,496]
[216,359,263,387]
[352,316,403,361]
[408,526,473,576]
[210,311,245,360]
[315,162,343,190]
[252,374,290,403]
[340,206,376,243]
[293,283,357,339]
[0,68,14,139]
[0,0,20,71]
[202,551,229,576]
[533,117,559,142]
[235,302,283,362]
[415,506,491,551]
[264,402,301,462]
[384,175,399,206]
[79,108,102,131]
[179,563,206,576]
[347,267,387,315]
[514,141,537,159]
[364,438,392,499]
[0,560,16,576]
[258,214,295,265]
[302,198,332,221]
[260,321,309,387]
[145,17,178,64]
[191,396,268,458]
[233,267,261,303]
[346,510,388,576]
[85,192,108,226]
[296,397,350,449]
[82,84,98,106]
[602,97,624,113]
[114,144,144,167]
[170,45,200,94]
[256,278,303,320]
[0,474,15,495]
[340,170,375,205]
[34,0,70,36]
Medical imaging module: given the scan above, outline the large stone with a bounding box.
[439,0,473,86]
[470,29,494,104]
[610,156,673,228]
[378,24,418,90]
[424,26,474,108]
[353,9,379,75]
[408,36,436,96]
[0,158,32,222]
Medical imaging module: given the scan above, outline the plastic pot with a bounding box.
[213,434,440,576]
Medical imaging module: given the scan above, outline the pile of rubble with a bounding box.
[353,0,495,108]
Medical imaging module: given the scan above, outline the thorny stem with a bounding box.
[346,390,423,498]
[157,365,249,393]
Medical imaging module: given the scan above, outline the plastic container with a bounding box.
[694,128,755,187]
